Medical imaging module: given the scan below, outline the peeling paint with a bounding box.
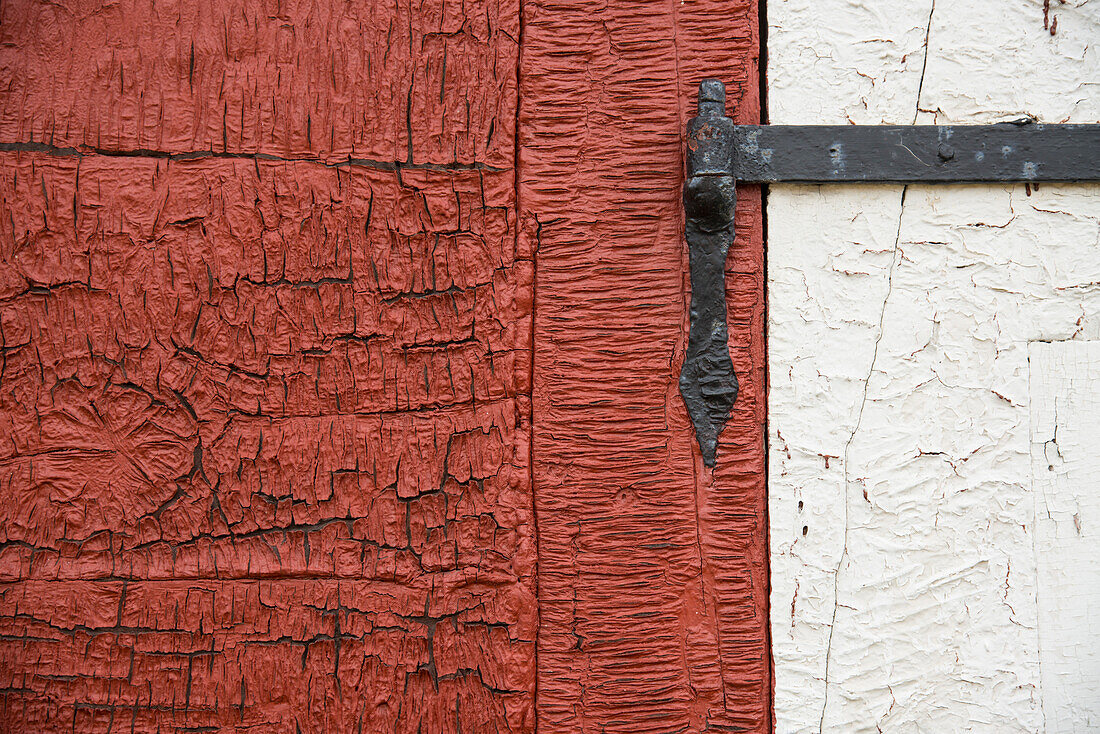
[767,0,1100,731]
[1028,342,1100,732]
[0,1,536,730]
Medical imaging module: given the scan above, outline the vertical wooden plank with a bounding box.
[520,1,769,730]
[1029,341,1100,733]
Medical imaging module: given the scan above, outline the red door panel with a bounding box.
[0,0,535,730]
[521,0,769,730]
[0,0,766,730]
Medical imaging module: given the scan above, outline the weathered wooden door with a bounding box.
[0,0,767,731]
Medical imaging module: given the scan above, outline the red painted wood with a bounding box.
[521,0,769,731]
[0,0,535,730]
[0,0,768,730]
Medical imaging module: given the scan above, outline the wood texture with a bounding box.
[0,0,516,166]
[1029,342,1100,733]
[520,1,770,730]
[767,1,1100,730]
[0,0,535,730]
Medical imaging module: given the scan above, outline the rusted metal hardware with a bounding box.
[682,78,1100,466]
[681,80,739,467]
[733,122,1100,183]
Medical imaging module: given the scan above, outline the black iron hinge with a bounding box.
[682,78,1100,466]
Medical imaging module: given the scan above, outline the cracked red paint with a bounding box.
[0,0,768,729]
[0,0,535,729]
[521,0,770,730]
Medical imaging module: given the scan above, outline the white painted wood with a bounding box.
[767,0,1100,731]
[1029,342,1100,734]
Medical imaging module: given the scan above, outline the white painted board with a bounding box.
[1029,341,1100,734]
[767,0,1100,730]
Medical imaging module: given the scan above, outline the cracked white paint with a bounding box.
[766,0,1100,731]
[1029,342,1100,732]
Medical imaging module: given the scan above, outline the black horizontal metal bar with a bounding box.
[732,124,1100,183]
[679,78,1100,468]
